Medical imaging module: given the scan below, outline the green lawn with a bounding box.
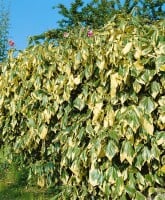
[0,165,51,200]
[0,148,54,200]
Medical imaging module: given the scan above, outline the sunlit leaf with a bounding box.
[89,167,103,187]
[122,42,132,55]
[40,125,48,140]
[105,140,118,161]
[73,96,85,111]
[139,97,156,114]
[120,141,134,165]
[156,55,165,71]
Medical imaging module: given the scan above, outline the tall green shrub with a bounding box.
[30,0,165,44]
[56,0,165,29]
[0,14,165,199]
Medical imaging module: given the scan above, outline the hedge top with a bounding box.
[0,14,165,199]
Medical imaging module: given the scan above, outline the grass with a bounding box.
[0,147,54,200]
[0,164,50,200]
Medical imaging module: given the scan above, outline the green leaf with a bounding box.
[105,166,119,184]
[136,172,145,186]
[105,140,118,161]
[89,167,103,187]
[115,177,124,196]
[137,69,155,85]
[27,118,36,128]
[156,55,165,72]
[135,153,145,170]
[70,160,80,177]
[139,97,156,114]
[126,107,140,132]
[125,185,136,198]
[155,131,165,146]
[141,114,154,135]
[73,96,85,111]
[120,141,134,165]
[151,144,161,161]
[135,191,146,200]
[141,146,151,164]
[39,124,48,140]
[133,80,142,93]
[122,42,132,55]
[150,81,161,99]
[84,63,93,79]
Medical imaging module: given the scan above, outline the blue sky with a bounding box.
[9,0,90,50]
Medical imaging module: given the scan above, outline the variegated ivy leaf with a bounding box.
[122,42,132,55]
[39,125,48,140]
[89,167,103,187]
[141,114,154,135]
[110,72,122,100]
[105,140,118,161]
[150,81,161,99]
[92,102,103,124]
[105,166,120,184]
[139,96,157,114]
[114,177,125,197]
[141,146,151,164]
[120,141,134,165]
[133,80,142,93]
[156,55,165,72]
[135,191,146,200]
[73,96,85,111]
[137,69,155,85]
[155,131,165,146]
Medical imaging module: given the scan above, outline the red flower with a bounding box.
[8,40,15,47]
[63,32,69,38]
[87,30,93,37]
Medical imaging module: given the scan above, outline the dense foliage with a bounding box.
[0,0,10,61]
[0,14,165,199]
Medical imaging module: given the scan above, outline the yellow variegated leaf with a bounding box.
[133,81,142,93]
[70,161,80,177]
[89,167,102,187]
[141,117,154,135]
[160,165,165,173]
[42,109,52,123]
[92,102,103,123]
[74,75,81,85]
[37,176,45,188]
[160,64,165,71]
[134,61,144,71]
[0,97,4,107]
[40,125,48,140]
[120,141,134,165]
[63,88,70,101]
[97,58,106,70]
[103,106,115,127]
[134,47,142,59]
[110,73,122,99]
[122,42,132,55]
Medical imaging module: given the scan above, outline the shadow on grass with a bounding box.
[0,163,50,200]
[0,179,50,200]
[0,147,55,200]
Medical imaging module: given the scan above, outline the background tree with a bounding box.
[0,0,10,62]
[29,0,165,44]
[56,0,165,29]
